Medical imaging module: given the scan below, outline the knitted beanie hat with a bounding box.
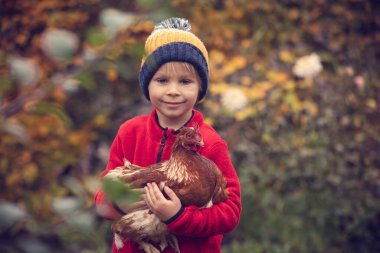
[139,17,209,101]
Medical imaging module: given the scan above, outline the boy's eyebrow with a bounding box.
[152,72,168,77]
[179,75,196,79]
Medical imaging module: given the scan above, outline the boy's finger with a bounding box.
[150,182,167,200]
[131,188,145,194]
[164,186,179,201]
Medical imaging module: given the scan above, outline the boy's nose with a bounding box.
[166,83,180,95]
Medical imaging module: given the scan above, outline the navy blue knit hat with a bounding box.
[139,17,209,101]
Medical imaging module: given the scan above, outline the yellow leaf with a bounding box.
[51,87,67,102]
[210,50,225,64]
[284,80,296,90]
[300,115,309,127]
[37,124,51,137]
[235,106,256,121]
[273,114,285,126]
[107,68,118,82]
[241,39,253,49]
[20,151,32,163]
[223,56,247,76]
[230,5,244,19]
[22,164,38,184]
[210,82,231,95]
[246,81,272,100]
[68,132,84,145]
[298,78,314,88]
[6,172,21,187]
[94,114,110,129]
[279,50,294,63]
[231,56,247,69]
[279,103,290,113]
[302,101,319,117]
[262,133,273,143]
[355,132,365,142]
[353,116,362,127]
[255,101,267,111]
[266,70,289,84]
[204,117,215,126]
[366,99,377,109]
[240,75,252,86]
[285,92,302,111]
[16,34,28,44]
[246,86,266,100]
[288,8,300,20]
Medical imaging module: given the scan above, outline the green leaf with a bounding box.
[75,72,95,91]
[123,43,145,58]
[101,177,139,206]
[30,102,72,126]
[137,0,157,7]
[0,75,13,95]
[86,27,108,47]
[149,8,176,21]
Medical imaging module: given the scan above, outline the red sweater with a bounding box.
[94,109,241,253]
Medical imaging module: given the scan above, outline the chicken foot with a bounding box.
[138,241,161,253]
[167,234,180,253]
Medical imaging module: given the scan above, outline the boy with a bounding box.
[94,17,241,253]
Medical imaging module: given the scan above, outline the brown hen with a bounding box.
[104,125,228,253]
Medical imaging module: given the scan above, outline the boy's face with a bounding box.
[148,62,201,129]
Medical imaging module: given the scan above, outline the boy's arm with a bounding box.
[166,141,242,237]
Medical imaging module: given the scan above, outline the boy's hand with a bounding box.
[144,182,182,222]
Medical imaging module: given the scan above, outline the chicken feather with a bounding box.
[104,126,228,253]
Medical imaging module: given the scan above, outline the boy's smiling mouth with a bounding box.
[161,101,185,105]
[161,101,186,109]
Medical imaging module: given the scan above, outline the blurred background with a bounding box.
[0,0,379,252]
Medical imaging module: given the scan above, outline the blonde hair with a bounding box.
[159,62,203,93]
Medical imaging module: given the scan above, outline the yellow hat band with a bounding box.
[142,29,209,69]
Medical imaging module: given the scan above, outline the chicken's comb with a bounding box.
[190,123,200,133]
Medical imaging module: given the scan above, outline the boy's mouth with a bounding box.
[162,100,185,105]
[162,101,185,109]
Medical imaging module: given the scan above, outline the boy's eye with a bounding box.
[181,79,193,85]
[155,78,167,84]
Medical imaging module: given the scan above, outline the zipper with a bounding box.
[156,128,168,162]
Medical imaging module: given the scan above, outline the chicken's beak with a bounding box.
[198,139,204,147]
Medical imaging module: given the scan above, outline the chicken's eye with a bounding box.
[186,133,192,138]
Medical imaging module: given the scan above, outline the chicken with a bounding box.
[104,125,228,253]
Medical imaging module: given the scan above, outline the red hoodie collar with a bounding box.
[147,108,204,142]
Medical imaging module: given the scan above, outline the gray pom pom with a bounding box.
[154,17,191,32]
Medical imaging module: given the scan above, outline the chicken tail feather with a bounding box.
[114,233,124,249]
[212,168,229,204]
[139,242,161,253]
[167,234,180,253]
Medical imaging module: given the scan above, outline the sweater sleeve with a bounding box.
[166,140,242,237]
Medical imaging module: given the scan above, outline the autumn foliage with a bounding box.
[1,0,379,252]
